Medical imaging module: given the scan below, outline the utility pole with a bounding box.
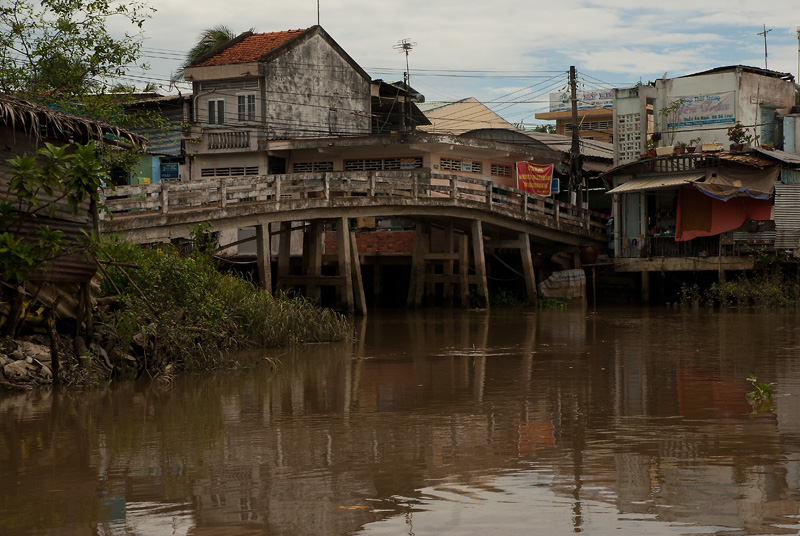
[758,24,772,69]
[569,66,583,207]
[394,39,416,132]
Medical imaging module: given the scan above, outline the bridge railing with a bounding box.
[103,170,608,236]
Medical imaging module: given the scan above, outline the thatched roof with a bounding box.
[0,93,144,147]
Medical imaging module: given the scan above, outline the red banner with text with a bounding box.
[516,162,554,196]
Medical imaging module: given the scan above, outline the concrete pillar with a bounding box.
[459,234,469,308]
[306,220,323,302]
[443,223,455,306]
[336,217,355,314]
[519,232,538,307]
[255,223,272,293]
[471,220,489,309]
[349,230,367,315]
[641,271,650,304]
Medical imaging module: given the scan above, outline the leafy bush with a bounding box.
[96,236,352,372]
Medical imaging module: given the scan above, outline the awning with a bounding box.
[607,173,704,194]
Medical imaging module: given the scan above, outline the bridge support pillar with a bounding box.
[407,225,430,308]
[306,221,323,302]
[471,221,489,309]
[277,221,292,282]
[336,217,355,314]
[519,233,538,307]
[349,229,367,315]
[255,223,272,294]
[443,223,455,307]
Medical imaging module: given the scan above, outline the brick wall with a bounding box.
[324,230,415,255]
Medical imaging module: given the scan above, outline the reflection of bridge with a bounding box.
[101,170,608,313]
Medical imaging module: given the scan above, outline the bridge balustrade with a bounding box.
[102,170,608,238]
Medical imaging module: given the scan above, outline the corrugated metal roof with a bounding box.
[755,147,800,165]
[607,173,704,194]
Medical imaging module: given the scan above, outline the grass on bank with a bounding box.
[680,269,800,308]
[97,237,352,372]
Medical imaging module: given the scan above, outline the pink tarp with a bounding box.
[675,185,772,242]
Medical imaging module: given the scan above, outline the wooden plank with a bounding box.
[471,220,489,309]
[337,217,354,314]
[459,234,469,308]
[350,230,367,315]
[519,232,537,307]
[306,221,323,302]
[256,223,272,294]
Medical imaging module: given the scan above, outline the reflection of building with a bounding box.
[535,89,614,143]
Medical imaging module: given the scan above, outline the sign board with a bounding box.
[516,162,554,196]
[666,92,735,128]
[549,89,614,112]
[400,158,416,170]
[160,163,179,180]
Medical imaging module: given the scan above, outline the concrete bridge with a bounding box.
[101,170,608,313]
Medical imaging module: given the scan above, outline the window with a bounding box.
[201,166,260,177]
[238,94,256,122]
[208,98,225,125]
[292,161,334,172]
[491,164,512,177]
[344,157,422,171]
[440,158,482,173]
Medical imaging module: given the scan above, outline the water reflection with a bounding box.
[2,308,800,535]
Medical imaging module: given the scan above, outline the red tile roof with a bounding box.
[195,29,308,66]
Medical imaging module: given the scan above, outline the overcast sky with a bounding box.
[122,0,800,125]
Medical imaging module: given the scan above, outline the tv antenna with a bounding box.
[758,24,772,69]
[393,39,416,130]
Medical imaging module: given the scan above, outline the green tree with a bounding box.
[1,142,110,335]
[0,0,154,100]
[175,25,251,80]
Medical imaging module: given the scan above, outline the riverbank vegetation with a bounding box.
[680,267,800,308]
[2,236,353,388]
[96,236,353,374]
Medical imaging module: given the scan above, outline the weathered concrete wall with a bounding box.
[655,69,795,147]
[264,33,370,139]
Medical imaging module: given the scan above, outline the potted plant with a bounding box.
[727,122,753,151]
[687,137,701,153]
[674,141,687,155]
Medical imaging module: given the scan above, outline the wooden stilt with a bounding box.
[519,232,538,307]
[276,221,292,291]
[443,223,455,306]
[414,227,430,307]
[407,226,424,308]
[349,230,367,315]
[459,234,469,308]
[337,218,355,314]
[471,220,489,309]
[306,221,323,302]
[255,223,272,294]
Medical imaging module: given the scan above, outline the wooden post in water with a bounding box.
[255,223,272,293]
[471,220,489,309]
[276,221,292,291]
[443,223,455,306]
[349,230,367,315]
[306,220,323,302]
[414,227,431,307]
[407,226,422,307]
[519,232,538,307]
[336,217,355,314]
[459,234,469,308]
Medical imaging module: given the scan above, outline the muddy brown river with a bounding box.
[3,307,800,535]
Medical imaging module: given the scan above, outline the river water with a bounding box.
[3,307,800,535]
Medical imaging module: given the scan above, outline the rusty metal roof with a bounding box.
[607,173,704,194]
